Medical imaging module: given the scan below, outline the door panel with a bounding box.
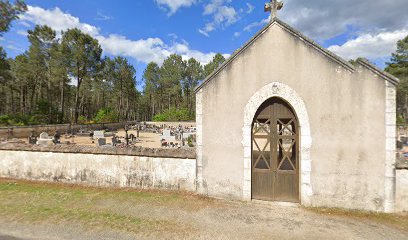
[251,98,299,203]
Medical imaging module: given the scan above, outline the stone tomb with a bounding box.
[37,132,54,146]
[93,131,105,139]
[161,129,176,142]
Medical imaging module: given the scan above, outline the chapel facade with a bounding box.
[195,17,399,213]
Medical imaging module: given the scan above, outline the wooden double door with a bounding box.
[251,98,299,203]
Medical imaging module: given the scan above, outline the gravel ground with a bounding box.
[0,200,407,240]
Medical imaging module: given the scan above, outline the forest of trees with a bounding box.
[0,0,407,126]
[0,1,226,125]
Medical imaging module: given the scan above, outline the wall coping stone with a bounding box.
[397,158,408,170]
[0,143,196,159]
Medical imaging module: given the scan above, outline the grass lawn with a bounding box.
[0,178,216,235]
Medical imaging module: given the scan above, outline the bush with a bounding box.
[93,108,118,123]
[0,115,11,126]
[0,114,44,126]
[152,108,192,122]
[397,114,406,124]
[77,116,87,124]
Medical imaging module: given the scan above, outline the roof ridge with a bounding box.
[356,58,399,85]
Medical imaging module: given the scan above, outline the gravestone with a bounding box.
[28,131,38,145]
[53,131,61,144]
[93,131,105,139]
[160,129,176,142]
[96,138,106,146]
[37,132,54,146]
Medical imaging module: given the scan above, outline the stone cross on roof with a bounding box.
[264,0,284,20]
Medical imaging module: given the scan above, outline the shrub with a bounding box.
[0,114,44,126]
[93,108,118,123]
[397,114,406,124]
[152,108,192,122]
[77,116,87,124]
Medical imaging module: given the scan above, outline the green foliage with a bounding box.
[0,0,27,36]
[0,46,10,81]
[203,53,226,78]
[0,114,42,126]
[152,108,191,122]
[102,57,138,122]
[0,20,224,125]
[187,135,194,147]
[397,114,406,124]
[62,28,103,124]
[385,35,408,122]
[94,108,118,123]
[77,116,87,124]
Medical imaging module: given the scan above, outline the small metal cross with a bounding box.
[264,0,284,20]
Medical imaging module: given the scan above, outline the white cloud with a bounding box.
[95,10,113,21]
[232,16,270,38]
[237,1,408,63]
[20,6,99,36]
[16,30,28,36]
[154,0,196,16]
[170,41,230,64]
[199,0,238,36]
[243,17,269,32]
[280,0,408,40]
[17,21,31,27]
[198,29,210,37]
[18,5,225,65]
[246,3,254,14]
[6,45,24,52]
[328,29,408,60]
[96,35,171,64]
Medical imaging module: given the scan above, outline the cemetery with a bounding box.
[0,121,197,149]
[1,0,408,239]
[0,1,407,225]
[2,17,408,212]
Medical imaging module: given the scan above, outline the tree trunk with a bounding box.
[47,66,52,123]
[74,78,82,124]
[59,78,65,123]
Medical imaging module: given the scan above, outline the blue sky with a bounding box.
[1,0,407,89]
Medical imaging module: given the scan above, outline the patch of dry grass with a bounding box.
[0,178,218,235]
[305,207,408,232]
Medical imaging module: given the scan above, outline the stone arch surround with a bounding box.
[242,82,313,205]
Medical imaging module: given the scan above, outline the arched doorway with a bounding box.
[251,97,299,203]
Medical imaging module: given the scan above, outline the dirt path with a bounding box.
[0,180,406,240]
[1,201,407,240]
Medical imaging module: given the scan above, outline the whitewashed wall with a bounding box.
[0,150,196,191]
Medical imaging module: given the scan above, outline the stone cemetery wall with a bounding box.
[396,170,408,212]
[0,144,196,191]
[144,121,196,128]
[396,158,408,212]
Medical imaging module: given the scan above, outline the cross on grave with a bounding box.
[264,0,284,19]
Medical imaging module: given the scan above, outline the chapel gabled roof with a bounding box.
[356,58,399,85]
[195,18,399,93]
